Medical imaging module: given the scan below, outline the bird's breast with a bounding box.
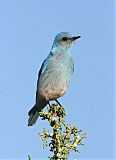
[38,56,74,101]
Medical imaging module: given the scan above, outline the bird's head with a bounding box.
[52,32,81,51]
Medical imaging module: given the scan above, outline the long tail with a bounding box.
[28,105,39,126]
[28,99,48,126]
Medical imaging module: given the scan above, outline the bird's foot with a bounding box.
[55,100,62,107]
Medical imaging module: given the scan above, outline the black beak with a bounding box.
[72,36,81,41]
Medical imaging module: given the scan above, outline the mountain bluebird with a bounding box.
[28,32,81,126]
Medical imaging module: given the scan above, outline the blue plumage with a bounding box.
[28,32,81,126]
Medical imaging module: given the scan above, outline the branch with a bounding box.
[38,104,86,160]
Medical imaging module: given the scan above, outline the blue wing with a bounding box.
[38,59,47,79]
[35,53,52,101]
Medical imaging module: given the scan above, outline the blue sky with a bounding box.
[0,0,115,159]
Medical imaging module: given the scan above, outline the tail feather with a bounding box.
[28,110,39,126]
[28,105,36,116]
[28,100,48,126]
[28,105,40,126]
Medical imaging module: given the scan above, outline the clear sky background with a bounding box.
[0,0,115,160]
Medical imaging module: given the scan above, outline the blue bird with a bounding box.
[28,32,81,126]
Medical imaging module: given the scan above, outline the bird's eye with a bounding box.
[62,37,68,41]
